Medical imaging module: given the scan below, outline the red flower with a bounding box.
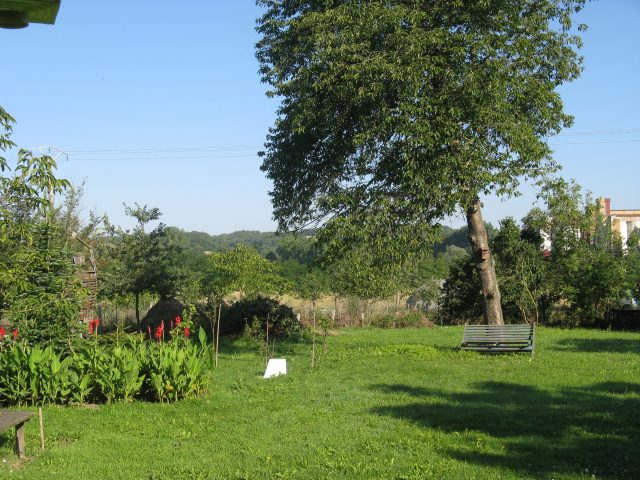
[0,326,5,339]
[12,328,18,340]
[154,321,165,342]
[175,315,181,326]
[148,326,151,338]
[183,327,190,338]
[88,319,100,335]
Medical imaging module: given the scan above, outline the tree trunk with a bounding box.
[465,197,504,325]
[135,292,140,327]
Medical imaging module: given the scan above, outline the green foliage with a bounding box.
[441,179,631,326]
[145,330,210,402]
[0,343,73,405]
[0,106,15,170]
[317,313,333,353]
[296,268,329,302]
[370,311,428,329]
[225,296,302,339]
[257,0,585,265]
[88,342,146,403]
[327,241,411,303]
[0,329,210,406]
[0,142,84,344]
[2,223,86,344]
[100,204,186,324]
[275,234,317,265]
[242,317,274,364]
[534,179,629,325]
[439,255,484,324]
[204,244,287,301]
[492,217,553,324]
[626,250,640,305]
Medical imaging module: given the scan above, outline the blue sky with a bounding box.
[1,1,638,234]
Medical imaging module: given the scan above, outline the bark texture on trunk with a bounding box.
[466,197,504,325]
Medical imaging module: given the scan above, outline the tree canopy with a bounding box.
[257,0,587,324]
[257,0,585,230]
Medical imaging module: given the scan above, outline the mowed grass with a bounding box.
[1,327,639,479]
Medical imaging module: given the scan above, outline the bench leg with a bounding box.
[15,421,26,459]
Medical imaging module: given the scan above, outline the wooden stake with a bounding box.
[265,314,270,368]
[311,300,316,368]
[38,407,44,451]
[215,302,221,368]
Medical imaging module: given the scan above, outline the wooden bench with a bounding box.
[461,324,535,354]
[0,410,34,459]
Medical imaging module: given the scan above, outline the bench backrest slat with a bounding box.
[461,324,535,354]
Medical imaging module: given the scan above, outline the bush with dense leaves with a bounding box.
[221,296,303,339]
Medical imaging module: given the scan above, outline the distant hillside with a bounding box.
[175,223,494,260]
[177,229,281,257]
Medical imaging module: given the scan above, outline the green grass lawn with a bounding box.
[1,326,639,479]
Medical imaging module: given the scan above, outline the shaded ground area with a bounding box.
[552,337,640,354]
[372,380,640,479]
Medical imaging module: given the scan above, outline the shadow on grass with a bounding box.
[371,381,640,479]
[0,430,12,449]
[552,338,640,354]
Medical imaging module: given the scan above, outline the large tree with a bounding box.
[256,0,586,324]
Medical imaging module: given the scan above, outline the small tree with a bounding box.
[203,244,286,366]
[101,204,184,326]
[0,113,83,344]
[328,243,407,325]
[492,217,551,324]
[297,269,329,367]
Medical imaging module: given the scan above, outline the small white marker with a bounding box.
[264,358,287,378]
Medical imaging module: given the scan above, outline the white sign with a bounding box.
[264,358,287,378]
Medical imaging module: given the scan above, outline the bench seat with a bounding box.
[0,410,34,459]
[461,324,535,354]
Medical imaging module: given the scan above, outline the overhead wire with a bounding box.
[60,128,640,162]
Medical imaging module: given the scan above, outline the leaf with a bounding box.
[198,326,207,348]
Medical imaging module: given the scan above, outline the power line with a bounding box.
[550,139,640,146]
[59,127,639,162]
[67,145,262,155]
[67,153,261,162]
[555,128,640,137]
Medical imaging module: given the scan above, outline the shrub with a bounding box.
[223,296,302,339]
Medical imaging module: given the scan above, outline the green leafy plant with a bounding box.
[91,344,145,403]
[144,327,210,402]
[0,343,73,405]
[0,328,211,406]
